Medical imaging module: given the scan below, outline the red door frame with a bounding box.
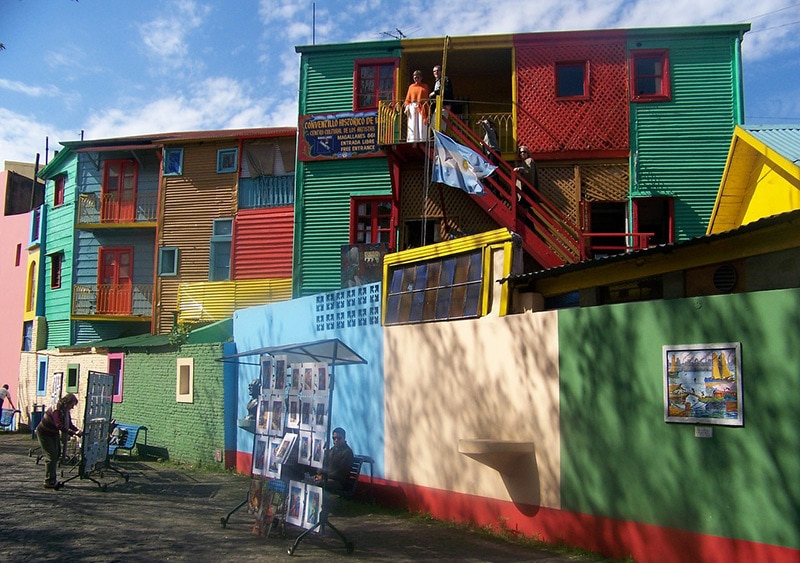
[97,247,133,314]
[102,160,137,222]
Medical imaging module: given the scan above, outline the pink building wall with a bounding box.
[0,170,32,411]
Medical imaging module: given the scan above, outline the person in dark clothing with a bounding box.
[35,393,82,488]
[429,65,454,128]
[514,145,540,207]
[314,427,354,492]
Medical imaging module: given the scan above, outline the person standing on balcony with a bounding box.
[429,65,454,130]
[514,145,539,207]
[403,70,430,142]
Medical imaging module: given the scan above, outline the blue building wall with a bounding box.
[232,282,384,475]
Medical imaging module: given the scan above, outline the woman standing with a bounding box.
[35,393,83,489]
[403,70,430,142]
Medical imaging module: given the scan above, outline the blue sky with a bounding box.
[1,0,799,165]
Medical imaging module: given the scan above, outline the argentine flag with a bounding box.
[432,130,497,195]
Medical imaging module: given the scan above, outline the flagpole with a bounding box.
[434,36,451,132]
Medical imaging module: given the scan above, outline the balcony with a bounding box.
[76,193,158,226]
[73,284,153,318]
[377,100,515,154]
[238,174,294,209]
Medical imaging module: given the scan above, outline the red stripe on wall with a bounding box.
[371,478,799,563]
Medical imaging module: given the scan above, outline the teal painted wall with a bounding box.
[43,153,78,347]
[111,342,226,466]
[558,288,799,549]
[629,32,744,241]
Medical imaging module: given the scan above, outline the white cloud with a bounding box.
[0,109,72,163]
[138,0,211,73]
[0,79,60,98]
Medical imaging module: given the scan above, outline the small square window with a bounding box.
[158,247,179,276]
[556,61,588,99]
[163,148,184,175]
[217,148,238,173]
[66,364,79,393]
[176,358,194,403]
[630,49,671,102]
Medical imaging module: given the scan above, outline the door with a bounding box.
[97,247,133,314]
[102,161,137,222]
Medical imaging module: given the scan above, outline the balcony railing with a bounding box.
[77,193,158,225]
[73,284,153,317]
[377,100,515,154]
[238,174,295,209]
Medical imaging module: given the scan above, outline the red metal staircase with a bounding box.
[442,113,582,269]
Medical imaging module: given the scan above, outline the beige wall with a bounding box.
[384,310,561,509]
[17,350,108,427]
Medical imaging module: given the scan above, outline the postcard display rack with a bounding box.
[246,355,332,537]
[57,370,129,490]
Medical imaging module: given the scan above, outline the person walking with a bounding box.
[0,384,14,411]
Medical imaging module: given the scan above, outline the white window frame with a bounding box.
[176,357,194,403]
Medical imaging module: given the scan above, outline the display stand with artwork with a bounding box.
[57,371,129,491]
[220,338,367,551]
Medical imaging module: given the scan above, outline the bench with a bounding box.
[0,409,20,431]
[108,423,147,460]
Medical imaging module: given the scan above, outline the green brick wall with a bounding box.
[111,342,225,467]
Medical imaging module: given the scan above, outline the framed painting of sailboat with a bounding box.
[663,342,743,426]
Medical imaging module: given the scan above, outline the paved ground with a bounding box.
[2,431,615,562]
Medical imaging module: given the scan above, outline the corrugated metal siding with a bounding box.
[744,126,800,164]
[295,158,392,296]
[300,45,401,115]
[157,141,237,333]
[630,35,740,241]
[233,207,294,279]
[177,279,292,324]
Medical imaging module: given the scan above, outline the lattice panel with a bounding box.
[400,167,498,240]
[580,163,629,202]
[515,40,629,153]
[539,161,629,223]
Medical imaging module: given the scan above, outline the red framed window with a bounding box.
[630,49,670,102]
[54,175,65,207]
[555,61,589,100]
[108,353,124,403]
[350,197,394,250]
[354,59,396,110]
[50,252,63,289]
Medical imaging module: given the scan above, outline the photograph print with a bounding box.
[298,430,312,465]
[310,434,325,469]
[286,481,306,527]
[304,484,323,531]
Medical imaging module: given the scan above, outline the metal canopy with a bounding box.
[221,338,367,367]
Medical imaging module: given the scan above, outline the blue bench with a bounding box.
[108,423,147,460]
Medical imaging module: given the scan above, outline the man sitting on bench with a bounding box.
[314,427,354,492]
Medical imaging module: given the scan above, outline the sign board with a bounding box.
[298,111,381,161]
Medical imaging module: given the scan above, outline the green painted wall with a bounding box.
[110,342,226,466]
[294,42,401,297]
[629,31,745,241]
[558,288,799,549]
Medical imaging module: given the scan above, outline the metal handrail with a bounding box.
[72,284,153,316]
[77,192,158,225]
